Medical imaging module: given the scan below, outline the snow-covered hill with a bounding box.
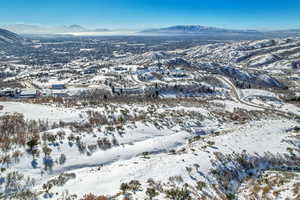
[0,28,23,45]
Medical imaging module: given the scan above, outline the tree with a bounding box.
[31,148,40,159]
[112,137,119,146]
[120,183,130,194]
[59,153,67,165]
[2,154,11,168]
[146,187,159,200]
[128,180,142,194]
[196,181,206,191]
[27,137,39,152]
[42,146,52,156]
[43,156,54,171]
[42,182,53,197]
[12,150,22,163]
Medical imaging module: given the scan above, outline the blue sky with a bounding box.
[1,0,300,30]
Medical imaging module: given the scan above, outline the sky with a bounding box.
[1,0,300,30]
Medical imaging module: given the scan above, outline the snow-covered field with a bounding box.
[241,89,279,99]
[45,119,298,198]
[0,101,85,122]
[0,96,299,199]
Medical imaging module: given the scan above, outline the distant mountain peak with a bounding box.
[68,24,84,28]
[141,25,228,34]
[66,24,86,29]
[62,25,87,32]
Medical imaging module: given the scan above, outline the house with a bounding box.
[114,66,127,72]
[114,87,144,95]
[0,88,17,97]
[172,73,188,78]
[19,90,41,98]
[51,90,67,97]
[51,84,66,90]
[84,66,98,74]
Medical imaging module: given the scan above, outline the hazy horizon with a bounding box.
[2,23,300,32]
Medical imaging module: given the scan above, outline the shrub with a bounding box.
[165,187,192,200]
[2,154,11,168]
[47,173,76,187]
[3,171,36,199]
[196,181,207,191]
[80,193,109,200]
[76,139,87,154]
[42,146,52,156]
[112,137,119,146]
[12,150,22,163]
[226,193,235,200]
[128,180,142,194]
[120,183,130,194]
[146,187,159,200]
[97,138,112,150]
[294,126,300,132]
[209,150,300,199]
[15,189,38,200]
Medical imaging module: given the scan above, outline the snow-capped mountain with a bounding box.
[141,25,300,38]
[141,25,259,34]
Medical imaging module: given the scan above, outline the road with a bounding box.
[127,70,296,119]
[216,75,296,119]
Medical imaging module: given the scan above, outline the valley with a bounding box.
[0,27,300,199]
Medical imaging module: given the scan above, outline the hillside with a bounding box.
[0,28,23,45]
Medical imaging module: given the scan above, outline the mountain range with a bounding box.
[141,25,259,34]
[140,25,300,38]
[1,24,300,40]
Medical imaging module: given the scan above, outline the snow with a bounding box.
[161,106,211,117]
[212,100,263,112]
[44,119,298,198]
[241,89,279,99]
[0,95,299,199]
[249,54,277,67]
[279,103,300,115]
[0,102,84,123]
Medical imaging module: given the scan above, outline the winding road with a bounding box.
[130,68,296,119]
[216,75,296,119]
